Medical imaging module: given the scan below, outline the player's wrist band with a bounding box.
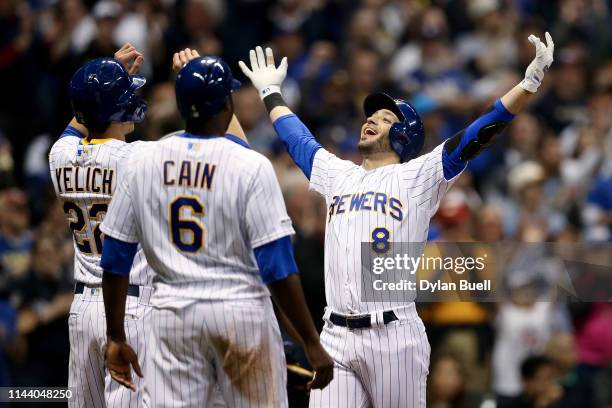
[263,92,287,113]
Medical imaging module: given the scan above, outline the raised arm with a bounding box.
[441,33,555,180]
[239,47,322,179]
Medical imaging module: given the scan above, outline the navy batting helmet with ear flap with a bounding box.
[69,58,147,131]
[363,93,425,163]
[175,56,241,122]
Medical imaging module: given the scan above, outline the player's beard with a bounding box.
[358,132,391,157]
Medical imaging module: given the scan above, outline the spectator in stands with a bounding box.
[0,189,32,294]
[12,235,72,386]
[497,355,563,408]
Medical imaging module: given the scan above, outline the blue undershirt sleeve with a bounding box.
[442,99,515,180]
[100,235,138,276]
[272,114,322,179]
[253,235,299,284]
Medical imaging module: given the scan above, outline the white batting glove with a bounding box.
[519,32,555,93]
[239,46,288,99]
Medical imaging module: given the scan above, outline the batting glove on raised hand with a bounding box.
[239,46,288,99]
[520,32,554,93]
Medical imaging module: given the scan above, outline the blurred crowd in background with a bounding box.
[0,0,611,406]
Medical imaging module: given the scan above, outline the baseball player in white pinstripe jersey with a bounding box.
[240,33,555,407]
[49,44,154,407]
[99,54,334,407]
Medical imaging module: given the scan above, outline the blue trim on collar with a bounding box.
[179,132,218,140]
[60,125,85,139]
[225,134,251,149]
[178,132,251,149]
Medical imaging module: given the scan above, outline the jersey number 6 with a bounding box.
[169,196,206,252]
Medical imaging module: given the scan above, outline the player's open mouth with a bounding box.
[364,127,377,137]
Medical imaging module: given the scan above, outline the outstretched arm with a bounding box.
[239,47,322,178]
[441,33,555,180]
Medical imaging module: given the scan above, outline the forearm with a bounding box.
[442,81,535,174]
[270,106,293,122]
[500,84,533,115]
[442,99,515,180]
[268,274,320,344]
[255,236,319,343]
[102,272,129,342]
[99,235,138,342]
[274,303,305,347]
[264,93,321,178]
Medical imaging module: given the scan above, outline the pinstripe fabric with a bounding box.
[50,133,154,408]
[49,135,153,286]
[306,143,459,407]
[146,298,287,408]
[100,136,294,303]
[67,288,151,408]
[309,316,430,408]
[100,134,293,407]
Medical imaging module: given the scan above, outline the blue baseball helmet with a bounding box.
[69,58,147,131]
[363,93,425,163]
[175,56,241,122]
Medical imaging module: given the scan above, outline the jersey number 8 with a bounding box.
[371,227,390,254]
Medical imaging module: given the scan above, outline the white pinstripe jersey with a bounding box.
[310,143,459,315]
[49,134,153,286]
[100,134,295,304]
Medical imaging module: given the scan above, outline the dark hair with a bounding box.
[86,121,111,135]
[521,355,553,380]
[184,96,233,136]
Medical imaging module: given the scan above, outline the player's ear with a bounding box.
[226,95,234,112]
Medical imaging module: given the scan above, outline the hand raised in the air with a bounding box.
[114,43,144,75]
[105,338,143,391]
[520,32,554,93]
[239,46,288,99]
[172,48,200,73]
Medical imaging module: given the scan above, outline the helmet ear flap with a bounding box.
[389,122,410,162]
[114,91,147,123]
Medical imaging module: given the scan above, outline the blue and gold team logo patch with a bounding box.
[187,142,201,151]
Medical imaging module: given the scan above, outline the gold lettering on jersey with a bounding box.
[178,161,192,187]
[55,167,114,195]
[163,160,216,190]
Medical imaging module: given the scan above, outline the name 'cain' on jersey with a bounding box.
[100,134,295,304]
[49,132,153,286]
[309,143,461,315]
